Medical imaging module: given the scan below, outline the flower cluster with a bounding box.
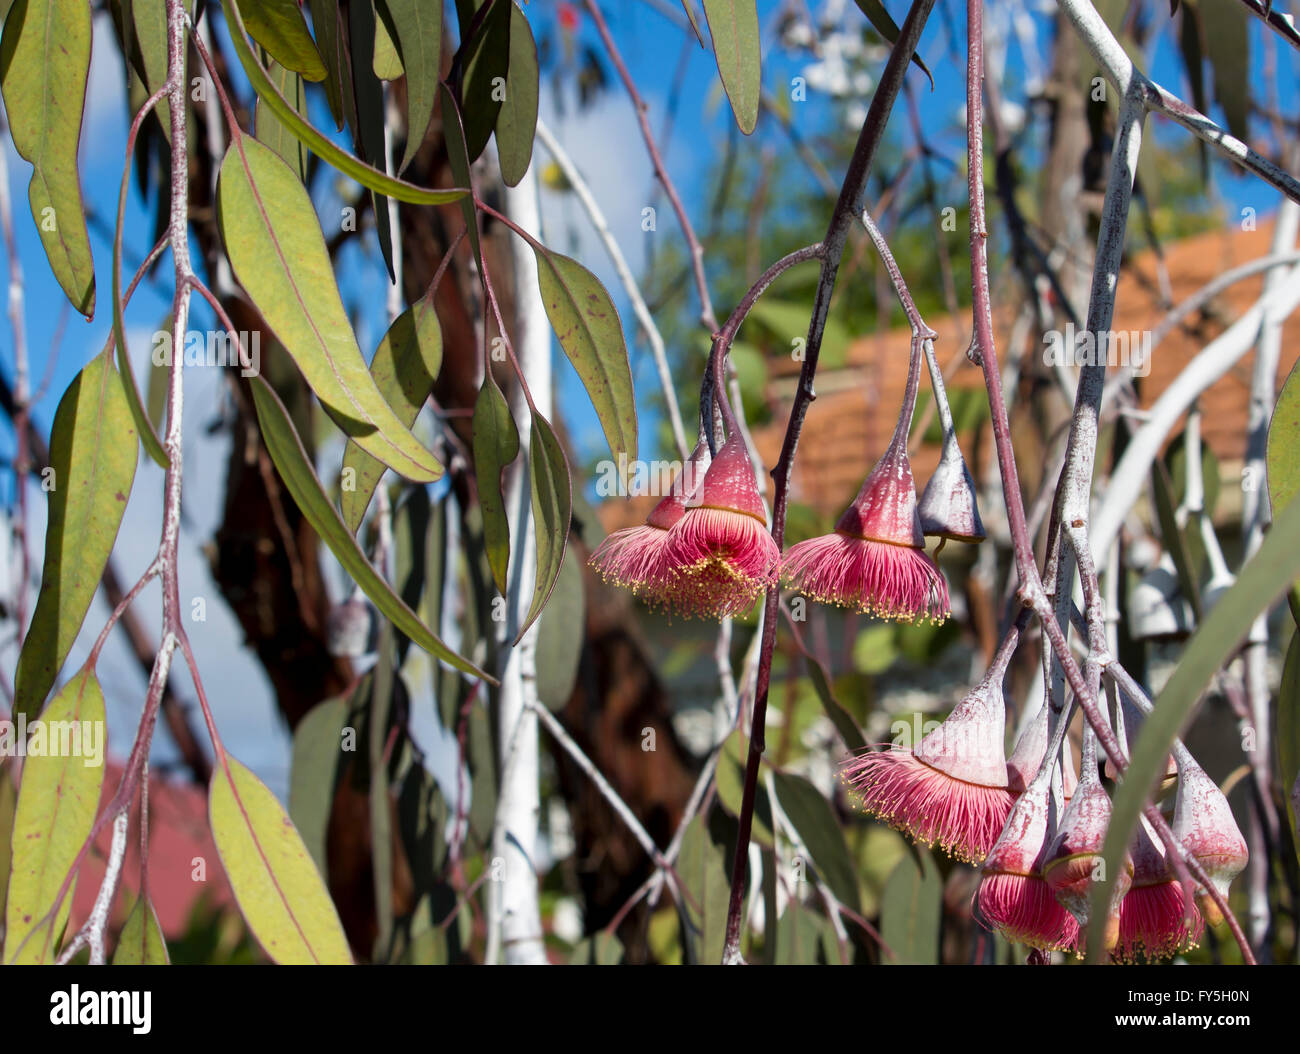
[843,671,1247,960]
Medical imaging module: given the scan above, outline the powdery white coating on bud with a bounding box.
[1043,780,1131,948]
[1113,817,1203,963]
[841,666,1013,864]
[978,779,1080,953]
[918,437,986,542]
[1006,700,1047,796]
[1171,747,1248,908]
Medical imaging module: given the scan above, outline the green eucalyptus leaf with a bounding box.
[495,1,538,186]
[517,412,572,644]
[471,369,519,595]
[234,0,328,81]
[700,0,761,134]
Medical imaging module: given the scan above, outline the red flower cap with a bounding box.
[1171,745,1247,926]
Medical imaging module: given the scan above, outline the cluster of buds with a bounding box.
[592,334,978,624]
[845,670,1247,960]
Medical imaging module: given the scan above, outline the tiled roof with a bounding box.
[601,217,1300,532]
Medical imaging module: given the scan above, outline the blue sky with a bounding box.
[0,0,1295,794]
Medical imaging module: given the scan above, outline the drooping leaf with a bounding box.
[378,0,442,174]
[880,846,941,964]
[14,352,137,719]
[372,3,404,79]
[131,0,171,141]
[1268,360,1300,513]
[0,0,96,315]
[495,1,538,187]
[517,412,572,644]
[716,729,774,847]
[257,60,310,183]
[346,0,396,281]
[4,669,106,964]
[234,0,328,81]
[534,248,637,461]
[700,0,761,134]
[1087,490,1300,960]
[340,296,444,532]
[217,136,442,482]
[250,377,493,683]
[439,83,482,266]
[1278,634,1300,868]
[851,0,934,87]
[289,695,349,875]
[227,1,466,205]
[112,894,170,964]
[679,0,707,47]
[210,754,352,964]
[1200,0,1250,142]
[771,771,861,912]
[307,0,349,128]
[536,549,585,710]
[471,369,519,594]
[677,816,731,964]
[458,0,512,161]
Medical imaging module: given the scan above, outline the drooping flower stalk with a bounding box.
[1044,726,1131,952]
[842,624,1019,863]
[782,334,950,623]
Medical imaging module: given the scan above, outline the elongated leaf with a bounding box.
[678,816,730,964]
[679,0,707,47]
[211,754,352,964]
[289,695,349,875]
[517,412,571,644]
[14,352,137,718]
[536,549,584,710]
[471,369,519,594]
[218,136,441,482]
[112,894,169,964]
[1201,0,1249,142]
[851,0,933,87]
[0,769,16,922]
[251,377,493,683]
[1278,635,1300,868]
[4,669,106,964]
[307,0,348,128]
[772,771,860,912]
[880,847,940,964]
[340,294,444,532]
[227,1,466,205]
[235,0,327,81]
[440,82,482,267]
[372,5,403,79]
[1087,491,1300,960]
[534,249,637,461]
[701,0,761,135]
[131,0,171,141]
[379,0,442,174]
[257,60,310,183]
[346,0,396,281]
[459,0,511,161]
[495,1,538,186]
[1268,360,1300,513]
[0,0,96,315]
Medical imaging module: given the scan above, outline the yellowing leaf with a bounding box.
[4,669,106,964]
[210,754,352,964]
[341,296,444,532]
[0,0,96,315]
[112,893,169,964]
[235,0,327,81]
[217,136,442,482]
[534,249,637,461]
[14,351,137,718]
